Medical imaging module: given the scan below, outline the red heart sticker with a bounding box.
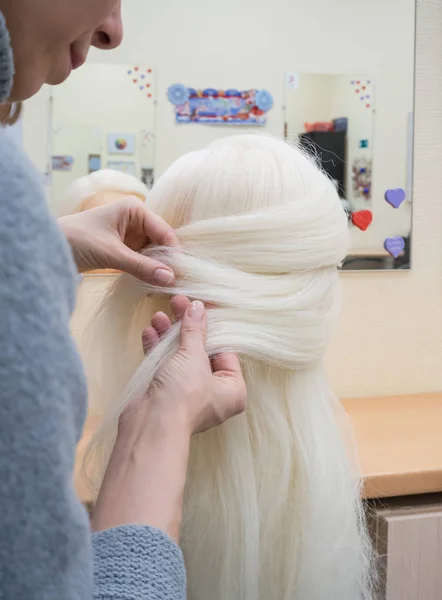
[356,80,360,84]
[147,93,152,98]
[133,79,138,83]
[134,67,139,71]
[148,69,152,73]
[355,89,360,93]
[351,210,373,231]
[146,84,151,88]
[366,103,371,108]
[362,86,366,90]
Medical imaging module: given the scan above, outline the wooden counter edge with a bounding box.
[75,394,442,504]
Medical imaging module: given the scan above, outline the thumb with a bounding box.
[118,246,175,286]
[179,301,207,353]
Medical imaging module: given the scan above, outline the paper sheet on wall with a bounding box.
[285,72,299,90]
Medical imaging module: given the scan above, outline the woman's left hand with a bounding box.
[58,197,178,286]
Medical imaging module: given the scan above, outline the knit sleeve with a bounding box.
[92,526,186,600]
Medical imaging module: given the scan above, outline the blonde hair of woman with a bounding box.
[83,134,375,600]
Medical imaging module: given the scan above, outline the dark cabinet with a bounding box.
[299,131,347,198]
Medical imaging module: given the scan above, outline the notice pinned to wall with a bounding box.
[52,155,74,172]
[285,72,299,90]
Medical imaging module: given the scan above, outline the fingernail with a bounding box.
[187,301,205,320]
[153,268,174,286]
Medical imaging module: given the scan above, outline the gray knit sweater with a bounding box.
[0,12,186,600]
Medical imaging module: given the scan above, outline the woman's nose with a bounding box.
[92,2,123,51]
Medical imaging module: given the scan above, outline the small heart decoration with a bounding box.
[356,80,360,84]
[147,93,152,98]
[355,89,360,93]
[362,86,366,90]
[134,67,139,72]
[385,188,406,209]
[127,70,132,75]
[147,69,152,73]
[384,237,405,258]
[146,83,151,88]
[133,79,138,83]
[366,104,371,108]
[351,210,373,231]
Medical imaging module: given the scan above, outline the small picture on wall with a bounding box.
[88,154,102,173]
[141,168,154,188]
[52,155,74,171]
[107,133,136,155]
[107,161,137,177]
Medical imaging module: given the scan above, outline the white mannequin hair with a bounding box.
[83,135,375,600]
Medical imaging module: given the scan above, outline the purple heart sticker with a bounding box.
[385,188,406,209]
[384,237,405,258]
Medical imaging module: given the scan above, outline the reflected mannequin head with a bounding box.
[60,169,148,217]
[0,0,123,102]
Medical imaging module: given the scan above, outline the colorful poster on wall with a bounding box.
[167,84,274,125]
[107,133,136,155]
[52,155,74,171]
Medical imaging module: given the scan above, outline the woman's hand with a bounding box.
[92,298,246,540]
[122,295,247,437]
[58,197,178,286]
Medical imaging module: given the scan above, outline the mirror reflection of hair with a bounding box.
[82,135,376,600]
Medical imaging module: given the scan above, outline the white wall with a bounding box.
[48,63,156,214]
[285,74,332,138]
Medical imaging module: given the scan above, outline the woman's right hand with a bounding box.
[119,295,247,437]
[92,297,246,539]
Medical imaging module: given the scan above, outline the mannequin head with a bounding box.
[61,169,148,217]
[84,135,374,600]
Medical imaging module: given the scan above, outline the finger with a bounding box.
[213,358,247,420]
[212,352,243,378]
[179,301,207,354]
[151,311,172,337]
[170,295,191,321]
[118,246,175,286]
[134,202,179,248]
[142,326,160,354]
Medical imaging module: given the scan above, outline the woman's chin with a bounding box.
[46,59,72,87]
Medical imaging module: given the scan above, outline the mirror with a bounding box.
[31,0,415,272]
[48,63,156,216]
[284,72,412,270]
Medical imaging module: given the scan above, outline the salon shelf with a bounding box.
[75,393,442,504]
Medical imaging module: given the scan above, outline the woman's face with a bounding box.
[0,0,123,101]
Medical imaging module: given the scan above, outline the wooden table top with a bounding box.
[75,393,442,503]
